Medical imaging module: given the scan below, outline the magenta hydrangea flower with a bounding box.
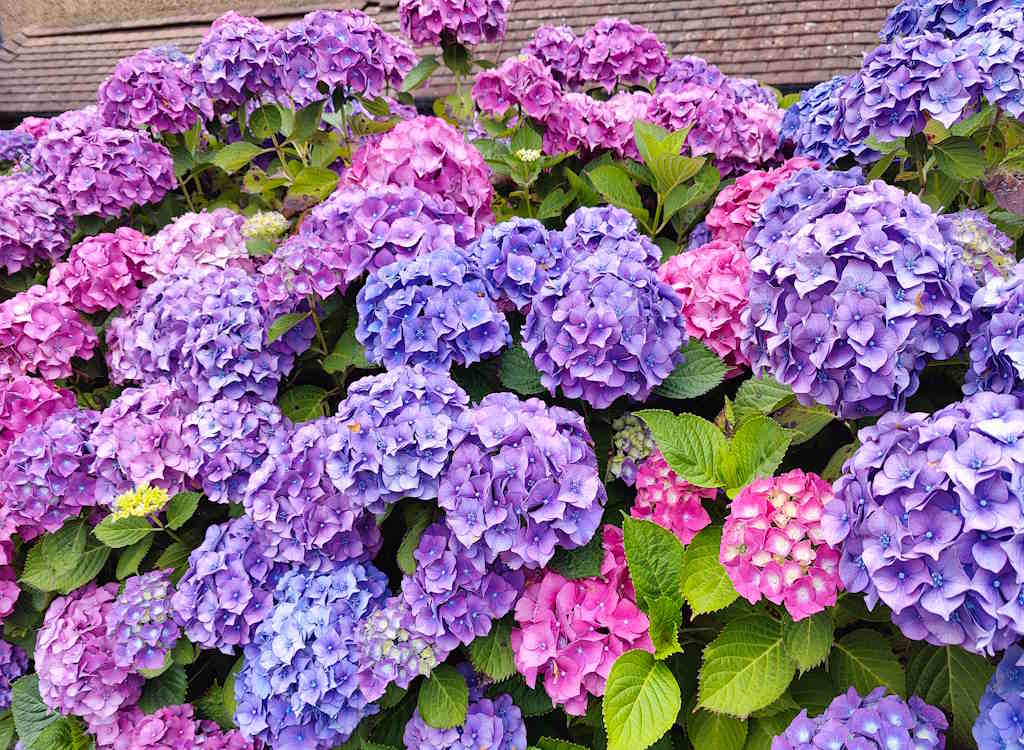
[473,55,562,120]
[721,470,842,621]
[0,285,98,381]
[542,91,652,160]
[0,376,75,459]
[521,25,582,88]
[97,47,211,133]
[399,0,509,46]
[540,92,597,156]
[98,705,255,750]
[0,542,17,624]
[47,228,152,313]
[948,208,1016,284]
[578,18,667,92]
[36,583,144,731]
[659,240,751,375]
[0,640,26,712]
[14,116,50,139]
[107,569,179,671]
[143,208,248,279]
[439,392,605,569]
[189,12,279,112]
[632,449,717,545]
[355,596,447,701]
[0,174,72,274]
[511,525,652,715]
[343,116,495,234]
[658,55,778,105]
[0,407,99,541]
[89,382,196,505]
[523,249,687,408]
[404,692,527,750]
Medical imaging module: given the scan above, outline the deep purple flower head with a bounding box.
[400,523,524,652]
[975,643,1024,748]
[234,561,389,750]
[947,208,1016,284]
[779,75,880,166]
[965,262,1024,394]
[29,125,175,219]
[0,130,35,166]
[0,640,26,712]
[742,170,976,418]
[827,391,1024,654]
[439,393,605,569]
[47,227,152,313]
[190,12,279,112]
[106,265,314,403]
[0,285,98,381]
[404,692,527,750]
[36,583,144,731]
[523,249,687,408]
[771,687,947,750]
[399,0,508,46]
[356,248,511,371]
[473,55,563,120]
[465,217,569,312]
[324,366,469,514]
[0,407,99,541]
[143,208,249,279]
[657,55,776,105]
[97,47,211,133]
[541,90,653,159]
[0,376,75,459]
[881,0,1023,40]
[560,205,661,271]
[0,174,72,274]
[577,18,667,92]
[521,25,582,88]
[89,382,196,506]
[107,569,179,672]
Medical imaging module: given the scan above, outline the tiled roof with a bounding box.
[0,0,891,117]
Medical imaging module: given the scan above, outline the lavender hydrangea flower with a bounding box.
[143,208,248,279]
[742,169,976,418]
[974,643,1024,748]
[779,75,879,166]
[965,262,1024,394]
[190,12,278,112]
[0,640,26,712]
[0,407,99,541]
[559,205,662,270]
[0,130,35,166]
[404,692,527,750]
[354,596,446,700]
[356,248,511,371]
[971,24,1024,119]
[881,0,1023,40]
[827,391,1024,654]
[439,393,605,569]
[578,18,667,92]
[399,0,509,46]
[657,55,776,105]
[521,25,582,89]
[0,174,72,274]
[523,249,687,408]
[234,561,389,750]
[947,208,1016,284]
[107,570,179,671]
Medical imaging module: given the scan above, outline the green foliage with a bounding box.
[11,675,59,749]
[138,664,188,714]
[418,665,469,729]
[93,515,153,549]
[213,142,267,174]
[266,312,310,344]
[906,645,994,747]
[22,519,111,594]
[603,650,681,750]
[548,531,605,580]
[681,525,738,615]
[687,710,747,750]
[397,504,433,576]
[654,341,727,401]
[278,385,329,422]
[468,619,516,682]
[781,613,834,673]
[829,630,905,698]
[323,328,371,374]
[499,345,545,395]
[165,491,201,530]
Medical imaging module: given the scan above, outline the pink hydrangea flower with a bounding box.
[511,525,653,715]
[542,91,652,159]
[631,449,717,545]
[342,116,494,235]
[143,208,249,279]
[720,470,842,621]
[47,227,153,313]
[0,541,19,624]
[95,704,254,750]
[659,240,751,375]
[0,286,98,380]
[15,116,51,139]
[0,376,75,458]
[705,157,819,244]
[473,55,562,120]
[399,0,509,46]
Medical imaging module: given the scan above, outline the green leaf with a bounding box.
[418,664,469,729]
[401,56,439,92]
[278,385,328,422]
[138,664,187,714]
[681,525,737,615]
[536,187,576,220]
[213,142,266,174]
[287,166,339,202]
[510,123,543,153]
[155,540,193,573]
[771,402,833,446]
[289,100,326,143]
[636,410,727,489]
[922,168,960,212]
[782,613,834,673]
[548,530,605,580]
[743,712,799,750]
[468,619,515,682]
[499,346,545,395]
[564,168,602,207]
[733,376,795,424]
[632,120,671,167]
[654,340,727,400]
[0,714,12,750]
[165,491,201,530]
[323,328,372,374]
[21,521,89,592]
[662,164,719,224]
[905,645,994,747]
[116,535,153,580]
[821,442,858,482]
[788,669,838,717]
[536,738,589,750]
[687,710,747,750]
[646,596,683,659]
[249,104,282,140]
[139,652,173,679]
[171,639,196,665]
[829,630,905,698]
[441,42,472,76]
[397,504,433,576]
[867,150,899,181]
[750,692,800,718]
[587,164,649,224]
[698,615,795,717]
[933,136,986,180]
[722,416,792,493]
[93,515,155,549]
[622,517,686,647]
[56,545,110,595]
[11,675,59,749]
[266,312,309,344]
[603,650,681,750]
[197,680,235,730]
[29,717,91,750]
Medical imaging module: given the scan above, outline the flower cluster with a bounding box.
[97,47,210,133]
[828,392,1024,653]
[355,597,444,700]
[657,55,776,105]
[398,0,509,46]
[47,228,152,313]
[439,393,605,568]
[524,249,687,408]
[881,0,1020,40]
[0,174,72,274]
[0,541,16,623]
[974,644,1024,748]
[143,208,248,279]
[742,170,976,418]
[0,130,35,166]
[721,470,842,621]
[511,526,652,714]
[773,688,947,750]
[343,116,494,233]
[0,376,75,458]
[973,24,1024,119]
[521,25,582,88]
[189,12,278,111]
[577,18,667,91]
[0,640,26,712]
[632,450,717,545]
[14,116,51,139]
[107,570,179,671]
[660,241,751,373]
[473,55,562,120]
[965,263,1024,394]
[780,75,880,166]
[608,413,655,486]
[356,248,511,371]
[98,705,254,750]
[111,485,169,520]
[234,561,389,750]
[0,406,99,541]
[560,205,662,270]
[947,208,1016,284]
[404,693,527,750]
[243,210,289,241]
[0,285,98,380]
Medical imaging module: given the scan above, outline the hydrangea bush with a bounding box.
[0,4,1023,750]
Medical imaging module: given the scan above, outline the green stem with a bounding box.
[179,178,196,212]
[307,295,330,356]
[151,517,185,545]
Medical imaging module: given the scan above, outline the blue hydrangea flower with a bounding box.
[0,640,27,712]
[779,75,879,166]
[405,692,527,750]
[560,205,662,270]
[975,643,1024,749]
[107,570,179,671]
[966,262,1024,394]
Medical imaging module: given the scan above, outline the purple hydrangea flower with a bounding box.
[741,170,976,418]
[0,376,75,460]
[354,596,446,701]
[974,643,1024,748]
[107,570,180,672]
[687,221,713,250]
[0,174,72,274]
[947,208,1016,284]
[520,25,582,89]
[559,205,662,270]
[473,55,563,120]
[189,12,279,112]
[143,208,249,280]
[0,407,99,541]
[234,561,389,750]
[970,24,1024,119]
[356,248,511,371]
[541,90,653,160]
[0,640,26,712]
[772,687,947,750]
[779,75,880,166]
[0,285,98,381]
[439,393,605,569]
[966,262,1024,394]
[881,0,1023,40]
[827,391,1024,654]
[0,130,35,166]
[578,18,667,92]
[47,227,153,314]
[404,692,527,750]
[658,55,776,105]
[523,249,687,408]
[399,0,509,46]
